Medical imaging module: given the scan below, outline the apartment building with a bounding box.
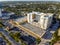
[27,11,53,29]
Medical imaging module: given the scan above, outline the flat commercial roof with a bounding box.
[21,23,46,37]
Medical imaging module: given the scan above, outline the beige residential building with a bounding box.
[27,12,53,29]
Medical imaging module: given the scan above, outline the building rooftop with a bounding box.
[28,11,53,17]
[21,23,46,37]
[2,11,9,13]
[2,11,15,16]
[0,11,15,19]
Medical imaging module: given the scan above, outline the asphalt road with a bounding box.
[0,28,20,45]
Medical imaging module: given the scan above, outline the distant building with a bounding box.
[0,9,15,19]
[2,11,15,19]
[0,4,2,17]
[27,11,53,29]
[14,16,27,23]
[59,15,60,19]
[0,8,2,17]
[58,28,60,36]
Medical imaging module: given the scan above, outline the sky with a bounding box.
[0,0,60,1]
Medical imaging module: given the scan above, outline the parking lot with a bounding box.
[42,21,59,40]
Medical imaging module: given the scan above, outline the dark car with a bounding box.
[9,27,20,31]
